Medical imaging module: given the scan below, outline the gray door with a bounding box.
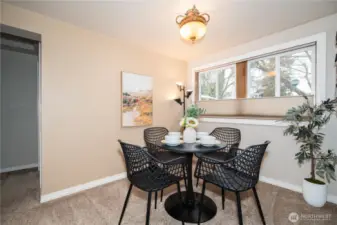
[1,34,39,171]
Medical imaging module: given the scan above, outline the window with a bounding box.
[193,33,325,119]
[198,65,236,100]
[248,46,315,98]
[280,48,314,96]
[248,57,276,98]
[195,44,316,102]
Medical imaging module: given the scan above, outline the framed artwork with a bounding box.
[121,72,153,127]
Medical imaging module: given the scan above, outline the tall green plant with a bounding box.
[186,104,206,118]
[283,96,337,183]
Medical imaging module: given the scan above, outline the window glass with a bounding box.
[280,49,313,96]
[199,66,236,100]
[199,71,217,100]
[248,57,276,98]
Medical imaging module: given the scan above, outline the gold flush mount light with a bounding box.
[176,5,210,43]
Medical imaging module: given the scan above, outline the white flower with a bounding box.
[179,118,186,127]
[186,117,199,128]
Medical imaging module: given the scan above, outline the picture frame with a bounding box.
[121,71,153,127]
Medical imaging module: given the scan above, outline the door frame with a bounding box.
[0,24,42,195]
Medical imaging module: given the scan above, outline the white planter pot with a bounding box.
[302,178,327,207]
[183,127,196,143]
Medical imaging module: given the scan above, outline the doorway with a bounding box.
[0,25,41,203]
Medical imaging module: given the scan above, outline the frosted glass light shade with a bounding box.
[180,21,207,42]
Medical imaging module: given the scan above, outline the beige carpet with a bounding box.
[1,171,336,225]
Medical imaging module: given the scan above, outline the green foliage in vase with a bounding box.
[283,96,337,183]
[186,104,206,118]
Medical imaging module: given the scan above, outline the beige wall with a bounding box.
[198,96,313,116]
[2,3,187,195]
[189,14,337,197]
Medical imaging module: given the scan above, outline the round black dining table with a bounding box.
[156,140,227,224]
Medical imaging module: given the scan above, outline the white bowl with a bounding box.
[168,132,181,137]
[165,135,180,143]
[197,132,209,139]
[197,140,221,147]
[161,140,183,146]
[200,136,217,146]
[200,135,216,143]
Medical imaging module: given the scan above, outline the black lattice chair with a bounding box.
[144,127,187,205]
[196,141,270,225]
[118,140,186,225]
[194,127,241,209]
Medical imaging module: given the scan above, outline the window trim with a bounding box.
[246,45,316,98]
[191,32,326,104]
[198,64,237,101]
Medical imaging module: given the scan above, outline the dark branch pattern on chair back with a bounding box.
[144,127,169,154]
[210,127,241,152]
[119,140,150,179]
[197,141,270,192]
[118,140,184,191]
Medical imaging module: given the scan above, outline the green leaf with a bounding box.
[330,171,336,181]
[328,164,335,172]
[316,171,325,179]
[326,174,330,183]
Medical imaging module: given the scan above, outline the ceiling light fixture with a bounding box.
[176,5,210,43]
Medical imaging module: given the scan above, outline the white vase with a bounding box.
[183,127,197,143]
[302,178,327,207]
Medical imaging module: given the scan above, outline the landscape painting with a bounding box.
[122,72,153,127]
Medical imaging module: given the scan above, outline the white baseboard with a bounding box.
[40,172,127,203]
[40,172,336,205]
[259,176,337,205]
[327,195,337,205]
[0,163,39,173]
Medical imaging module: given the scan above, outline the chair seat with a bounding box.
[203,167,254,192]
[152,151,187,164]
[130,166,181,192]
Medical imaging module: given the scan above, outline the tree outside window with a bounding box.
[199,66,236,100]
[248,47,314,98]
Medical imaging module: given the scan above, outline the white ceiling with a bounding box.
[6,0,337,61]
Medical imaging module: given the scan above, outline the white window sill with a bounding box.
[200,117,290,127]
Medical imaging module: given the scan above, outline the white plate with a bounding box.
[196,140,221,147]
[161,140,184,146]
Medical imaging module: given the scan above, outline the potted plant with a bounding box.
[179,105,206,143]
[283,96,337,207]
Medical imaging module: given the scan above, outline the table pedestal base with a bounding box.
[165,191,217,223]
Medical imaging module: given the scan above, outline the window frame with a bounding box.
[198,64,237,101]
[191,32,326,104]
[246,45,316,98]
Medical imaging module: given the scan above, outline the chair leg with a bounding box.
[253,187,266,225]
[118,184,133,225]
[183,168,187,188]
[154,191,157,209]
[146,191,152,225]
[235,192,243,225]
[198,182,206,224]
[222,188,225,210]
[177,182,183,201]
[196,161,201,188]
[176,182,185,225]
[160,189,163,202]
